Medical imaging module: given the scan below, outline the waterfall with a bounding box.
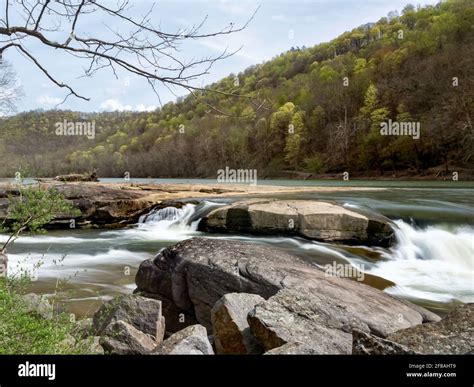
[139,204,198,231]
[367,220,474,303]
[133,201,225,239]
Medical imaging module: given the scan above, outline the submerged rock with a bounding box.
[152,324,214,355]
[135,237,439,354]
[199,199,393,246]
[211,293,264,354]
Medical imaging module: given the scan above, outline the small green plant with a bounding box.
[1,184,80,254]
[0,184,92,354]
[0,277,93,354]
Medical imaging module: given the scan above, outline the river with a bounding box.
[1,179,473,319]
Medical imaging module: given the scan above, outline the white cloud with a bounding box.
[100,99,156,112]
[36,95,62,107]
[100,99,132,111]
[136,104,156,112]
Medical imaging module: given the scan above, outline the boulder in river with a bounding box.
[135,237,439,353]
[199,199,393,246]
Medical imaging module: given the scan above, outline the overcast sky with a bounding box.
[5,0,439,113]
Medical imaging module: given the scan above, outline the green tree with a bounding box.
[284,111,306,167]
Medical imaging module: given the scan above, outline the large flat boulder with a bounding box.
[135,237,439,353]
[199,199,393,246]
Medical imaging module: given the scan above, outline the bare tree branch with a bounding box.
[0,1,261,110]
[0,59,22,114]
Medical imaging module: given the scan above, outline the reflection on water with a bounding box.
[1,183,473,318]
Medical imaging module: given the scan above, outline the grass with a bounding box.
[0,278,91,354]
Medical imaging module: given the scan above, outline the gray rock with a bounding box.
[153,324,214,355]
[199,199,393,246]
[100,320,157,355]
[92,295,163,338]
[133,290,199,334]
[352,329,417,355]
[248,287,353,354]
[20,293,53,319]
[135,237,438,341]
[211,293,264,354]
[136,238,288,330]
[386,303,474,354]
[265,342,320,355]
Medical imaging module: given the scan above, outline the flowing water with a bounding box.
[1,180,473,317]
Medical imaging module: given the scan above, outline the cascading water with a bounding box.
[367,220,474,303]
[118,200,225,241]
[138,204,198,231]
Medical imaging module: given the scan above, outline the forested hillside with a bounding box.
[1,0,473,179]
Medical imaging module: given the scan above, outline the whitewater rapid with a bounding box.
[367,220,473,303]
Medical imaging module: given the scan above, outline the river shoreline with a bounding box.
[1,180,472,333]
[1,180,390,229]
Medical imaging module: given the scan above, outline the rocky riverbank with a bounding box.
[73,237,471,355]
[13,237,472,355]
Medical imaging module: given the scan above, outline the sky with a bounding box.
[3,0,440,113]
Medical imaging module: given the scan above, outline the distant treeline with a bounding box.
[0,0,472,179]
